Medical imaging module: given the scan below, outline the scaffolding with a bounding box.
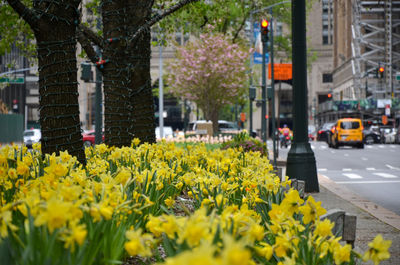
[352,0,400,99]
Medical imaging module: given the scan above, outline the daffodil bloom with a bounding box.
[34,198,72,233]
[221,235,252,265]
[333,243,351,264]
[0,204,18,238]
[256,242,273,260]
[363,234,391,265]
[281,189,304,216]
[164,197,175,208]
[314,219,334,238]
[299,196,327,224]
[124,228,154,257]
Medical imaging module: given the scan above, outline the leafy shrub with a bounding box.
[221,131,268,156]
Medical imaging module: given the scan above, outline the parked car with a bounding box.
[380,126,397,144]
[330,118,364,149]
[82,130,104,147]
[23,129,41,148]
[363,127,382,144]
[396,125,400,144]
[155,126,174,139]
[188,120,239,133]
[317,122,335,142]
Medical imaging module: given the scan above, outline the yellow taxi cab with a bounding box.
[329,118,364,149]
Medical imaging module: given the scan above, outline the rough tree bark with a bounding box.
[79,0,198,147]
[6,0,86,164]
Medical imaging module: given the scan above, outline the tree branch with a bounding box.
[79,24,104,49]
[128,0,199,48]
[77,30,100,67]
[6,0,38,29]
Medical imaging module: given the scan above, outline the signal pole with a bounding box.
[261,19,269,143]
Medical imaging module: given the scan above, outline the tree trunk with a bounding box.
[102,0,155,147]
[32,1,85,164]
[129,30,156,144]
[204,107,219,135]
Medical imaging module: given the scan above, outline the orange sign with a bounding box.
[240,112,246,122]
[382,115,388,125]
[268,63,293,80]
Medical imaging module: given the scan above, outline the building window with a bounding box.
[322,73,333,83]
[322,0,333,45]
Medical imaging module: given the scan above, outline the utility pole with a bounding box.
[286,0,319,192]
[159,38,164,139]
[269,9,277,168]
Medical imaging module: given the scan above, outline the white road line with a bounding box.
[378,145,385,148]
[344,154,349,157]
[342,168,352,171]
[386,164,400,170]
[361,157,368,161]
[343,173,363,179]
[336,180,400,184]
[320,146,327,149]
[373,173,399,179]
[318,168,327,172]
[366,145,373,149]
[366,168,376,171]
[311,145,315,149]
[390,145,397,148]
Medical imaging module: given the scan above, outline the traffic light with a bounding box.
[12,99,18,113]
[260,19,269,43]
[81,62,93,82]
[378,66,384,78]
[327,93,332,99]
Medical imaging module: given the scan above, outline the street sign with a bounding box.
[0,77,25,84]
[253,52,269,64]
[396,72,400,81]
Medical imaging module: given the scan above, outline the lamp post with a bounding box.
[286,0,319,192]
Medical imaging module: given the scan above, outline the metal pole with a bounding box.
[95,16,102,145]
[261,39,267,143]
[286,0,319,192]
[249,15,254,135]
[270,9,277,168]
[94,54,102,144]
[159,42,164,138]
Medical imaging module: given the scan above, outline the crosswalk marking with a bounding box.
[386,164,400,170]
[373,173,398,179]
[343,173,363,179]
[342,168,352,171]
[366,168,376,171]
[336,180,400,184]
[318,168,327,172]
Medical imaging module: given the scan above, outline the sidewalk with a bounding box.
[277,159,400,264]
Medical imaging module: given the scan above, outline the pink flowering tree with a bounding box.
[167,33,250,134]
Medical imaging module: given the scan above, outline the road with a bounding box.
[271,140,400,215]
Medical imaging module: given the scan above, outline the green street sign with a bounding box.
[0,77,25,84]
[396,74,400,81]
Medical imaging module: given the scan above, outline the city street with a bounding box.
[273,140,400,215]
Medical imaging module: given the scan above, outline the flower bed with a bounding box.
[0,141,391,265]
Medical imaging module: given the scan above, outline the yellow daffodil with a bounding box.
[333,243,351,264]
[314,219,334,238]
[299,196,327,224]
[363,234,391,265]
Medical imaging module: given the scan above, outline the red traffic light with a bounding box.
[327,93,332,98]
[379,67,384,73]
[261,19,269,28]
